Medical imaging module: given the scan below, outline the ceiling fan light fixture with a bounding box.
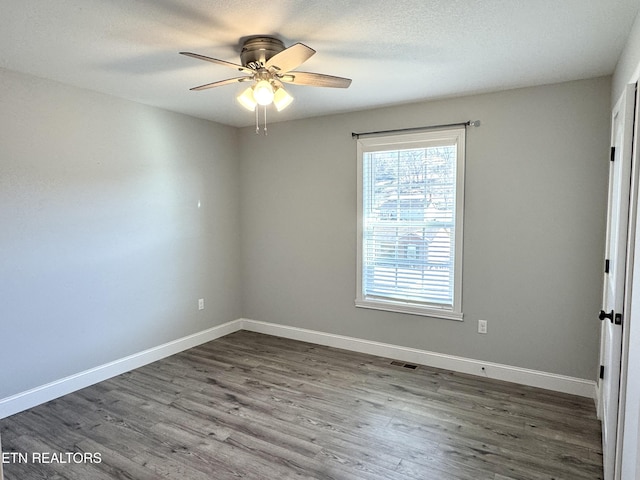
[273,86,294,111]
[253,80,275,106]
[237,87,257,111]
[181,36,352,135]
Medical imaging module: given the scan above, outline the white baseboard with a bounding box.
[240,318,597,399]
[0,319,243,419]
[0,317,597,419]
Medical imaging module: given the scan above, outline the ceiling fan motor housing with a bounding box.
[240,37,286,70]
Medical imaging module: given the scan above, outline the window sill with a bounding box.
[355,298,463,321]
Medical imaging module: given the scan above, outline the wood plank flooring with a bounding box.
[0,330,603,479]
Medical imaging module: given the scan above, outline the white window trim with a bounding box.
[355,128,465,321]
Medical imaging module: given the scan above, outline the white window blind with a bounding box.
[356,128,465,320]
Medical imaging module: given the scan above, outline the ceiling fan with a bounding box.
[180,36,352,115]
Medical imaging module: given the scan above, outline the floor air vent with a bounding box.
[390,361,418,370]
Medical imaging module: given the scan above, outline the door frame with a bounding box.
[597,82,637,480]
[0,430,3,480]
[616,82,640,480]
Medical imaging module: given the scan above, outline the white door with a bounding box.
[600,84,636,480]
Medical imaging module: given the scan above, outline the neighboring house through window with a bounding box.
[356,127,466,320]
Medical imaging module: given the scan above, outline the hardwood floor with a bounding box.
[1,330,603,479]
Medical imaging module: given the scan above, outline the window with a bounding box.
[356,127,465,320]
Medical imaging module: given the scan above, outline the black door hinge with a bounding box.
[611,146,616,162]
[599,365,605,380]
[605,259,610,274]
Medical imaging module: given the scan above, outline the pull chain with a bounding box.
[255,106,259,134]
[254,105,269,135]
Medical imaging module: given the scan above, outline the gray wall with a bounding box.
[0,68,612,402]
[239,77,611,380]
[0,68,242,398]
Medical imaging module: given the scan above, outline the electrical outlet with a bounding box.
[478,319,488,334]
[198,298,205,310]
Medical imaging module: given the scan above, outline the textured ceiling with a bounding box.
[1,0,638,127]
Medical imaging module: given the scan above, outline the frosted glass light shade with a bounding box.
[273,87,294,111]
[253,80,274,105]
[237,87,257,111]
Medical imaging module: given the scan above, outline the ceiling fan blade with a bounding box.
[189,76,252,91]
[265,43,315,73]
[180,52,255,74]
[280,71,352,88]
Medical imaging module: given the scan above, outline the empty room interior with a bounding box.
[2,1,640,479]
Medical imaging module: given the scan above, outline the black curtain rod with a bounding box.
[351,120,480,139]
